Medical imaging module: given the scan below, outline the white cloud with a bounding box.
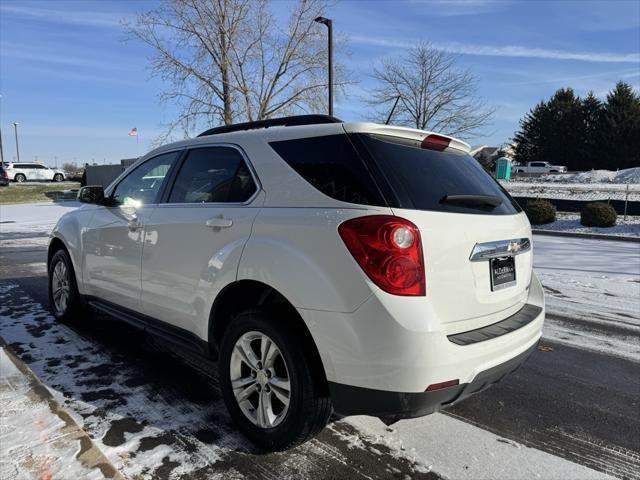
[352,35,640,64]
[407,0,508,17]
[0,4,125,28]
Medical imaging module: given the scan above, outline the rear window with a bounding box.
[353,134,521,215]
[269,134,386,206]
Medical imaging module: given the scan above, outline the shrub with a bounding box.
[581,202,617,227]
[524,199,556,225]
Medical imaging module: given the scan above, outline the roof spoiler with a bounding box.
[198,114,343,137]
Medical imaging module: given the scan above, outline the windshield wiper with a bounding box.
[439,194,503,209]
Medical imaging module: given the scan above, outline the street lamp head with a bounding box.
[314,16,331,26]
[12,122,19,126]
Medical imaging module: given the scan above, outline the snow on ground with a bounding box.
[533,235,640,362]
[544,167,640,184]
[533,213,640,237]
[346,415,615,480]
[0,201,81,235]
[0,347,108,480]
[502,181,640,201]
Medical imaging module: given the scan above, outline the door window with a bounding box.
[111,152,179,206]
[167,147,257,203]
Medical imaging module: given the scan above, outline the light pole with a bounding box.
[314,16,333,116]
[0,127,4,166]
[12,122,20,163]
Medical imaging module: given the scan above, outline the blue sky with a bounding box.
[0,0,638,166]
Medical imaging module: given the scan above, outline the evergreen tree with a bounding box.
[514,89,584,170]
[513,101,547,165]
[580,91,604,169]
[601,81,640,169]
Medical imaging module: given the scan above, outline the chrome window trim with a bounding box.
[469,238,531,262]
[159,143,262,208]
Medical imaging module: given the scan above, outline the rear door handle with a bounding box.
[205,217,233,229]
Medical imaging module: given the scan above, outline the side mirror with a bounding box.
[78,185,105,204]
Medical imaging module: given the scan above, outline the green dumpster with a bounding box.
[495,157,512,180]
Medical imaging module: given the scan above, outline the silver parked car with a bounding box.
[5,162,65,182]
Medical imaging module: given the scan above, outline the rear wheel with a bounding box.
[53,173,64,182]
[219,309,332,450]
[15,174,26,183]
[48,249,84,322]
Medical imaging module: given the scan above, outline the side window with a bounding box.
[167,147,257,204]
[269,134,385,206]
[112,152,179,206]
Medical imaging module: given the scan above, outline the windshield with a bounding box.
[352,133,522,215]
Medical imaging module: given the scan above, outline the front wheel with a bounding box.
[15,174,26,183]
[219,309,332,450]
[53,174,64,182]
[48,249,84,322]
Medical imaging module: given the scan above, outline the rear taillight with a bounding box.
[426,379,459,391]
[0,171,7,178]
[338,215,425,296]
[421,134,451,151]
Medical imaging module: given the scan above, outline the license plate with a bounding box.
[490,257,516,291]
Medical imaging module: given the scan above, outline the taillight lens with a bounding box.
[421,134,451,151]
[338,215,425,296]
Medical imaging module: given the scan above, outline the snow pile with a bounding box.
[533,213,640,237]
[546,167,640,184]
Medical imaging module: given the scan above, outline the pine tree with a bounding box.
[601,81,640,169]
[513,101,548,165]
[581,91,604,169]
[514,89,584,171]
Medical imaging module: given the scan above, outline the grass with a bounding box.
[0,182,80,204]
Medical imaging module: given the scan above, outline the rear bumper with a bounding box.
[329,341,536,419]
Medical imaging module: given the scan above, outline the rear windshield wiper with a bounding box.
[439,194,503,209]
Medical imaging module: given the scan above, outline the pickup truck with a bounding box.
[512,162,567,174]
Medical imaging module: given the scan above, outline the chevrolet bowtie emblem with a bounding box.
[508,242,521,253]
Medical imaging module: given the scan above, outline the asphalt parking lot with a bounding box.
[0,203,639,479]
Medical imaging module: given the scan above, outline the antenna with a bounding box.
[385,96,401,125]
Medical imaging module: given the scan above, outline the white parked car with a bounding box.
[47,115,545,450]
[6,162,65,182]
[513,161,567,174]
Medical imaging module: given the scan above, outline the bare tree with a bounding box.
[125,0,343,139]
[366,43,494,138]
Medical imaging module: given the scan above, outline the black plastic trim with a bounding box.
[198,115,343,137]
[86,297,211,357]
[447,304,543,346]
[329,342,537,420]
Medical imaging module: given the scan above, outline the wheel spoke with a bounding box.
[232,376,256,390]
[234,339,259,370]
[235,383,257,403]
[269,376,290,406]
[256,391,266,427]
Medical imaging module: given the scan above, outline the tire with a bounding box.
[15,174,26,183]
[53,174,64,182]
[48,249,84,323]
[219,309,332,450]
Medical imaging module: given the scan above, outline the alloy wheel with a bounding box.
[51,260,70,314]
[230,331,291,428]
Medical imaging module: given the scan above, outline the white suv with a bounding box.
[47,115,544,450]
[6,162,65,182]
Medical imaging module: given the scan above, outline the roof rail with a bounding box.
[197,114,343,137]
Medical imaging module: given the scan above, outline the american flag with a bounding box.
[128,127,138,137]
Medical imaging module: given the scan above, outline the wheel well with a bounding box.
[210,280,328,386]
[48,237,67,267]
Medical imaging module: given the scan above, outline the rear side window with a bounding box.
[168,147,257,204]
[354,134,521,215]
[269,135,386,206]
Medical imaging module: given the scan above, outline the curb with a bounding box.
[532,229,640,243]
[0,337,125,480]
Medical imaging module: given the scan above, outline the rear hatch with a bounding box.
[346,125,533,334]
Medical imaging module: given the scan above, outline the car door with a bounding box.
[83,151,181,313]
[140,145,262,336]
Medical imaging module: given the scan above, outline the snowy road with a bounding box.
[0,202,639,479]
